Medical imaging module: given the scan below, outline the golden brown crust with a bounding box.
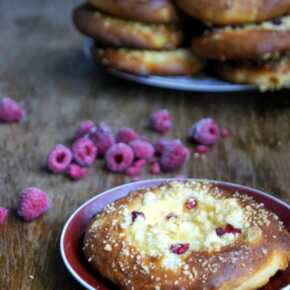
[215,56,290,91]
[73,5,182,50]
[192,16,290,61]
[174,0,290,25]
[93,48,202,76]
[83,181,290,290]
[88,0,180,24]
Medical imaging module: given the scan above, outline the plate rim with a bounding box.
[60,178,290,290]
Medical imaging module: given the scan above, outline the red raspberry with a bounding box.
[216,224,241,236]
[0,97,25,122]
[129,140,154,160]
[126,159,146,177]
[105,143,134,173]
[154,139,181,157]
[75,120,96,139]
[150,161,161,175]
[116,127,139,144]
[131,211,145,223]
[195,144,209,155]
[185,197,197,209]
[17,187,50,221]
[221,128,231,138]
[67,163,88,180]
[47,144,72,173]
[0,207,9,224]
[149,109,172,133]
[90,122,115,157]
[72,138,97,167]
[160,142,190,172]
[170,243,190,255]
[191,118,220,145]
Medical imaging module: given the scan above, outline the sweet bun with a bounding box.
[83,181,290,290]
[73,5,182,50]
[192,16,290,61]
[93,48,202,76]
[88,0,179,24]
[174,0,290,25]
[214,55,290,91]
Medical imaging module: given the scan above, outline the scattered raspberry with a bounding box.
[90,122,115,157]
[160,142,190,172]
[185,197,197,209]
[0,97,25,122]
[131,211,145,223]
[149,109,172,133]
[126,159,146,177]
[67,163,88,180]
[221,128,231,138]
[195,144,209,155]
[72,138,97,167]
[191,118,220,145]
[216,224,241,236]
[150,161,161,175]
[75,120,96,139]
[47,144,72,173]
[170,243,190,255]
[0,207,9,224]
[129,139,154,160]
[134,159,146,168]
[116,127,139,144]
[17,187,50,221]
[105,143,134,173]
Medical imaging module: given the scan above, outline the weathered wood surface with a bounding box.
[0,0,290,289]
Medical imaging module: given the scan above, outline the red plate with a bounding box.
[60,179,290,290]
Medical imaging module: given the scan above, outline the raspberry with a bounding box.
[195,144,209,155]
[191,118,220,145]
[75,120,96,139]
[0,207,9,224]
[0,97,25,122]
[150,161,161,175]
[221,128,231,138]
[216,224,241,236]
[116,127,139,144]
[126,159,146,177]
[47,144,72,173]
[149,109,172,133]
[170,243,190,255]
[131,211,145,223]
[72,138,97,167]
[105,143,134,173]
[160,142,190,172]
[154,139,180,156]
[185,197,197,209]
[129,140,154,160]
[67,163,88,180]
[17,187,50,221]
[90,122,115,157]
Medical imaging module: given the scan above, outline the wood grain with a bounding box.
[0,0,290,289]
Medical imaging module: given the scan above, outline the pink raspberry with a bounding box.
[221,128,231,138]
[0,97,25,122]
[154,138,180,156]
[72,138,97,167]
[105,143,134,173]
[47,144,72,173]
[195,144,209,155]
[67,163,88,180]
[116,127,139,143]
[149,109,172,133]
[170,243,190,255]
[160,142,190,172]
[150,161,161,175]
[185,197,197,209]
[129,140,154,160]
[17,187,50,221]
[191,118,220,145]
[90,122,115,157]
[126,159,146,177]
[0,207,9,224]
[75,120,96,139]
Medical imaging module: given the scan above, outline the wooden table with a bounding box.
[0,1,290,289]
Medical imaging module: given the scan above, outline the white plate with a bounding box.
[84,37,256,93]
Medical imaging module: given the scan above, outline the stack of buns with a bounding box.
[178,0,290,90]
[73,0,203,76]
